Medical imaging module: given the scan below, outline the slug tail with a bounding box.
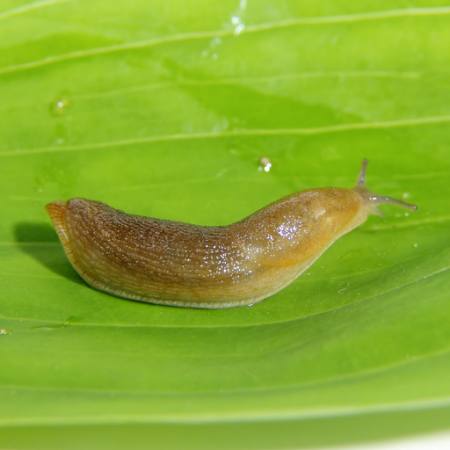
[353,159,417,215]
[46,201,70,244]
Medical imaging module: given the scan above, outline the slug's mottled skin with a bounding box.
[46,161,416,308]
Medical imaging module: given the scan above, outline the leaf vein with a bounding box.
[1,114,450,157]
[0,6,449,76]
[0,0,69,21]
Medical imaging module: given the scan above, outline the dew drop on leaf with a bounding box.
[50,97,70,116]
[201,37,222,59]
[231,15,245,35]
[230,0,247,35]
[258,157,272,173]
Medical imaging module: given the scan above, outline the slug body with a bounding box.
[46,161,416,308]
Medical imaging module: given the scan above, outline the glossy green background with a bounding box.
[1,1,449,448]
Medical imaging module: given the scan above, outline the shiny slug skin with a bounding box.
[46,161,416,309]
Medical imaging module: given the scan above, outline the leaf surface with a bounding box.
[0,1,450,448]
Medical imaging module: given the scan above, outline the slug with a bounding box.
[46,160,416,309]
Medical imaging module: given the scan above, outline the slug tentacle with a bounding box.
[353,159,417,215]
[46,160,417,309]
[356,158,369,187]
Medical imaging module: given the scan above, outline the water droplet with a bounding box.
[50,97,70,116]
[402,192,411,200]
[258,156,272,173]
[211,37,222,47]
[0,328,10,336]
[413,242,419,248]
[247,303,254,308]
[231,15,245,35]
[212,118,229,133]
[201,36,223,60]
[229,0,247,35]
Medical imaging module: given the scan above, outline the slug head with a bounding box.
[353,159,417,216]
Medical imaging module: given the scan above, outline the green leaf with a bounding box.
[1,0,449,448]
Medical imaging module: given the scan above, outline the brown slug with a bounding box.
[46,160,416,309]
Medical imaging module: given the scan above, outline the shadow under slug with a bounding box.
[14,222,84,286]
